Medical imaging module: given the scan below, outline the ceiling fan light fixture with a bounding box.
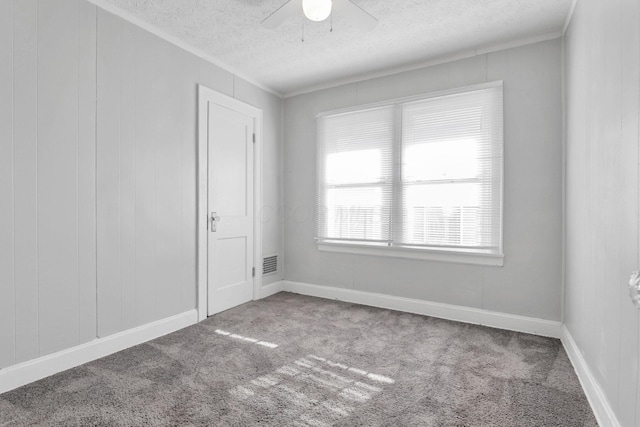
[302,0,332,22]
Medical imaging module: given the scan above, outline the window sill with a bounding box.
[317,242,504,267]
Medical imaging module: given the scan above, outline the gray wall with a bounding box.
[283,39,563,321]
[0,0,283,369]
[564,0,640,425]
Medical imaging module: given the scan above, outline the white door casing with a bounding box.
[197,86,262,321]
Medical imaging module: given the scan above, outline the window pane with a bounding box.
[403,183,482,246]
[403,139,478,181]
[317,106,394,242]
[316,84,503,256]
[400,86,502,251]
[326,149,381,185]
[326,187,386,240]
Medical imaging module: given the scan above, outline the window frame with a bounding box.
[315,81,504,267]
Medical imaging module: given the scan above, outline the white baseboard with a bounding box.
[561,325,621,427]
[260,280,284,299]
[0,309,198,395]
[283,281,562,338]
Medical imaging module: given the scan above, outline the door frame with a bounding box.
[197,85,263,322]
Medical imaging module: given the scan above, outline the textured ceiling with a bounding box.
[100,0,572,96]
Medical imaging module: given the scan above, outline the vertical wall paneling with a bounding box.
[13,0,38,363]
[0,0,15,369]
[179,51,198,312]
[564,0,591,356]
[37,0,80,355]
[134,28,158,326]
[484,42,563,320]
[564,0,640,424]
[78,0,98,344]
[168,49,186,315]
[96,9,122,337]
[599,0,622,404]
[617,0,640,424]
[198,59,234,99]
[154,42,184,319]
[120,22,137,331]
[0,2,282,372]
[615,0,640,423]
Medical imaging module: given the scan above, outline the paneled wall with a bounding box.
[283,40,563,321]
[95,10,200,337]
[564,0,640,424]
[0,0,98,367]
[0,0,16,368]
[0,0,283,369]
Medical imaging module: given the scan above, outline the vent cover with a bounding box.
[263,254,278,276]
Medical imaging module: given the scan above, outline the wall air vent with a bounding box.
[263,254,278,276]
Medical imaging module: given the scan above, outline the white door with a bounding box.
[207,102,254,315]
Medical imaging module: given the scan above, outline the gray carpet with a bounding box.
[0,292,597,426]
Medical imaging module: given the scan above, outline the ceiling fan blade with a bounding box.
[333,0,378,31]
[261,0,300,29]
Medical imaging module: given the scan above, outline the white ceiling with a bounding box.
[99,0,572,97]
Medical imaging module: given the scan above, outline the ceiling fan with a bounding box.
[261,0,378,31]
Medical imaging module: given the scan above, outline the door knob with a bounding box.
[629,271,640,308]
[210,212,221,232]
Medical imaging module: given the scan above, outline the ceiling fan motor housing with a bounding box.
[302,0,333,22]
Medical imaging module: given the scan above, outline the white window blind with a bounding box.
[317,106,394,242]
[317,83,503,260]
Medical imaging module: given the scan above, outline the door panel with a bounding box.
[217,237,247,289]
[217,125,248,217]
[207,102,254,316]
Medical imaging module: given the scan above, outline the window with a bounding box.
[316,82,504,266]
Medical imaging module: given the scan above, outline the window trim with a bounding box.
[316,81,504,267]
[316,81,503,119]
[318,241,504,266]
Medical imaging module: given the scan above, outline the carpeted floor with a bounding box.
[0,292,597,426]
